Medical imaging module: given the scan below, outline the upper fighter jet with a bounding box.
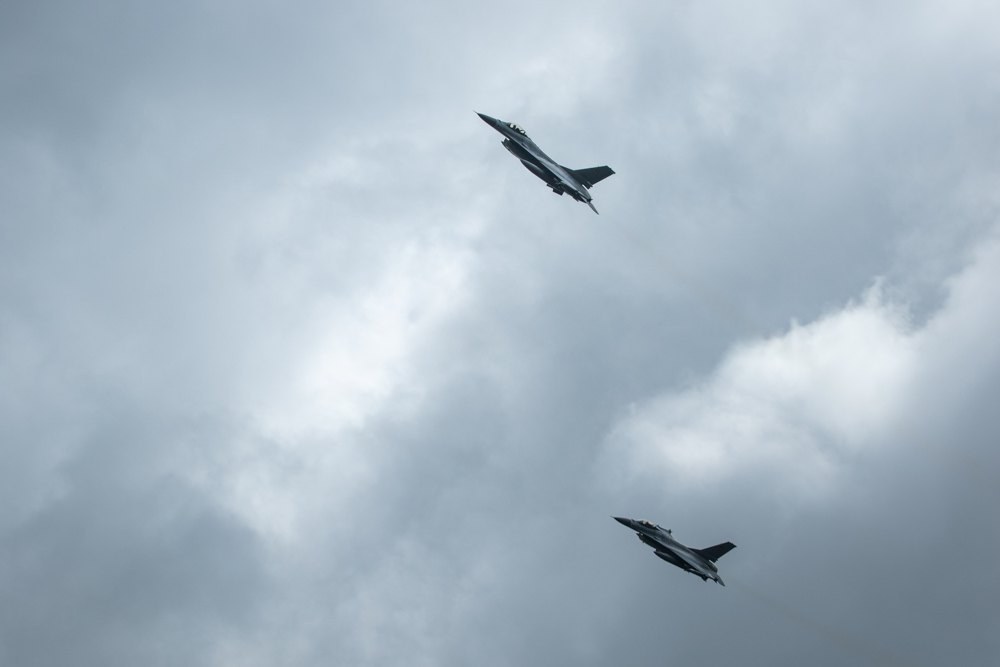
[476,112,614,214]
[614,517,736,586]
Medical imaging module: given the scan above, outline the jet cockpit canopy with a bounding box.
[507,122,527,135]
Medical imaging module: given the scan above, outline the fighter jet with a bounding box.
[476,112,614,214]
[614,517,735,586]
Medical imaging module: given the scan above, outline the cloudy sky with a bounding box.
[2,1,999,665]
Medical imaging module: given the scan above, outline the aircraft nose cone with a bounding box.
[476,112,499,126]
[613,517,633,528]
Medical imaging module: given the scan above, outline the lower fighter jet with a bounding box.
[614,517,735,586]
[476,112,614,214]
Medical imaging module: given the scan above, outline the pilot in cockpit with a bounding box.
[638,520,670,534]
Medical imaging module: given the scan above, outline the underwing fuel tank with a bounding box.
[654,550,686,569]
[519,159,553,182]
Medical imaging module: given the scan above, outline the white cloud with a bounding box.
[226,246,473,544]
[170,124,502,549]
[606,230,1000,497]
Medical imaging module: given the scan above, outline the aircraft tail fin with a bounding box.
[569,165,615,188]
[695,542,736,562]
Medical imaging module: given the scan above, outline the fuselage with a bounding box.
[477,112,593,204]
[638,531,717,573]
[614,517,725,585]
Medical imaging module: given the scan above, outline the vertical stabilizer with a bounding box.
[695,542,737,562]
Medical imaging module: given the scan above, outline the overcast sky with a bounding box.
[2,1,999,665]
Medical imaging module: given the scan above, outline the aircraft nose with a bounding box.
[613,517,633,528]
[476,112,500,126]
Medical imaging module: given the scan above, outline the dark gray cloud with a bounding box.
[0,409,267,667]
[2,1,999,665]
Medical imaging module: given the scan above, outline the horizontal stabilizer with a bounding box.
[695,542,736,562]
[569,165,615,188]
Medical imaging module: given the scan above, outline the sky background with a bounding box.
[2,1,999,665]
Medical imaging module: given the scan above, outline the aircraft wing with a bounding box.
[670,548,713,575]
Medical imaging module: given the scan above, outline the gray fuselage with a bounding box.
[477,113,593,205]
[614,517,727,586]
